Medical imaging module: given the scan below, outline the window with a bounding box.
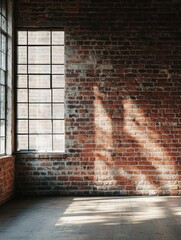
[0,0,7,155]
[16,31,65,152]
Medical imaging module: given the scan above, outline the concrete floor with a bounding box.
[0,196,181,240]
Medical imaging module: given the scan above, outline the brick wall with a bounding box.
[0,156,15,205]
[15,0,181,196]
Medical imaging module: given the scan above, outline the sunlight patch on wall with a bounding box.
[123,97,177,190]
[93,86,115,183]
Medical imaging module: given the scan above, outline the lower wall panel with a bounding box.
[0,156,15,205]
[15,154,181,196]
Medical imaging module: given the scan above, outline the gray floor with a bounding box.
[0,196,181,240]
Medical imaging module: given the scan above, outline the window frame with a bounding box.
[0,0,13,156]
[0,0,7,155]
[15,29,65,153]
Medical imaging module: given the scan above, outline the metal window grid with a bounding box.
[16,30,65,152]
[0,0,7,155]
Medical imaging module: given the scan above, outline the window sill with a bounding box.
[14,152,66,159]
[0,155,15,161]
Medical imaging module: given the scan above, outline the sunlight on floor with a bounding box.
[55,197,173,227]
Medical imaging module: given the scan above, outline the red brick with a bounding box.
[15,0,181,196]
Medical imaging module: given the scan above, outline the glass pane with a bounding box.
[29,75,50,88]
[18,31,27,45]
[18,65,27,74]
[17,104,28,118]
[29,89,51,102]
[0,34,1,51]
[2,34,6,53]
[17,135,28,151]
[2,52,6,70]
[53,104,64,119]
[29,104,51,119]
[0,85,5,102]
[52,46,64,64]
[0,101,5,119]
[53,89,64,102]
[0,137,5,154]
[52,75,65,88]
[2,0,6,17]
[52,31,64,45]
[28,65,50,74]
[17,75,27,88]
[29,120,51,133]
[17,120,28,133]
[29,135,52,151]
[53,135,64,152]
[53,120,64,133]
[28,46,50,64]
[52,65,64,74]
[0,70,5,85]
[17,89,28,102]
[0,51,2,68]
[28,31,50,45]
[2,16,6,31]
[0,120,5,136]
[18,46,27,64]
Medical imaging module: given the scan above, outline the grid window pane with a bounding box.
[2,0,7,17]
[52,65,64,74]
[29,135,52,151]
[18,46,27,64]
[18,65,27,74]
[28,31,50,45]
[29,120,52,134]
[0,101,5,119]
[53,104,64,119]
[18,31,27,45]
[52,46,64,64]
[28,64,51,74]
[29,89,51,102]
[53,135,65,152]
[29,104,51,119]
[2,34,6,53]
[28,46,50,64]
[17,120,28,133]
[17,89,28,102]
[17,104,28,118]
[52,75,65,88]
[0,137,5,154]
[1,52,6,70]
[53,120,65,133]
[0,85,5,102]
[0,120,5,136]
[17,135,28,151]
[16,30,65,152]
[2,15,6,31]
[17,75,27,88]
[52,31,64,45]
[53,89,64,102]
[29,75,50,88]
[0,70,5,85]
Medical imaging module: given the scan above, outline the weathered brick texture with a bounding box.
[0,157,15,205]
[15,0,181,196]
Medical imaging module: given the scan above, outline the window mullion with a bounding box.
[50,30,53,151]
